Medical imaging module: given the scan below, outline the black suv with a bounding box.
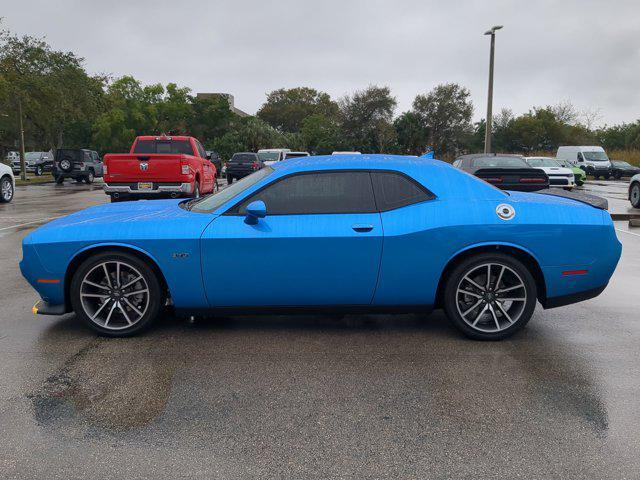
[226,152,264,183]
[53,149,104,184]
[206,151,223,178]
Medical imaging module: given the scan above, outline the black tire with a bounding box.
[0,176,14,203]
[226,174,233,184]
[85,170,95,184]
[191,181,200,198]
[603,173,610,180]
[594,175,599,180]
[630,182,640,209]
[110,195,122,203]
[35,165,43,176]
[614,173,621,180]
[54,174,65,184]
[70,251,163,337]
[443,253,537,340]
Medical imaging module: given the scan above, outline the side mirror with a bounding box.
[244,200,267,225]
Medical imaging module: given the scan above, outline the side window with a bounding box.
[92,151,99,162]
[577,152,584,162]
[83,151,91,162]
[371,172,434,211]
[195,141,207,159]
[234,172,376,215]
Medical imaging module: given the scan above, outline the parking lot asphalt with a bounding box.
[1,179,640,479]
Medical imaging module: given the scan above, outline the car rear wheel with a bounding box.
[70,251,163,337]
[85,170,95,184]
[444,253,537,340]
[630,183,640,208]
[0,177,14,203]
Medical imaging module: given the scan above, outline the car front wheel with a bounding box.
[0,177,14,203]
[85,171,95,184]
[630,183,640,209]
[70,251,163,337]
[444,253,537,340]
[35,165,43,176]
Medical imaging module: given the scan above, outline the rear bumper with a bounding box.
[542,284,607,309]
[32,300,67,316]
[103,182,193,195]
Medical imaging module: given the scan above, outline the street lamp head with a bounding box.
[484,25,503,35]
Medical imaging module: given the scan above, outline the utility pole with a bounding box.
[483,25,503,154]
[17,97,27,181]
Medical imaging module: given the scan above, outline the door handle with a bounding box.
[352,224,374,233]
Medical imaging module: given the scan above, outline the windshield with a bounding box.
[556,159,573,168]
[258,152,280,161]
[230,154,257,163]
[285,153,309,159]
[612,161,631,167]
[190,167,274,213]
[526,157,560,168]
[583,151,609,162]
[473,156,528,168]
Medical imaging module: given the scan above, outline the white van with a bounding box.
[556,146,612,179]
[257,148,291,166]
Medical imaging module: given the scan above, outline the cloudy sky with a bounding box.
[3,0,639,126]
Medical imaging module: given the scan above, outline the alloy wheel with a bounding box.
[1,179,13,201]
[455,262,527,333]
[79,260,150,331]
[631,184,640,207]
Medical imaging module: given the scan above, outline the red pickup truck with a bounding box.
[103,136,217,202]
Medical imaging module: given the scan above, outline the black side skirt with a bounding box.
[175,304,435,317]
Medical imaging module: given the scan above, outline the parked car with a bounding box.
[225,152,263,183]
[258,148,291,166]
[555,158,587,186]
[0,162,15,203]
[6,151,19,164]
[629,174,640,208]
[610,160,640,180]
[53,149,103,184]
[103,136,216,202]
[22,154,621,340]
[205,151,223,178]
[524,157,575,190]
[284,151,310,159]
[556,146,612,179]
[12,151,53,176]
[332,151,362,155]
[453,154,549,191]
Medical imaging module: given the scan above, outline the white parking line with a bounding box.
[615,228,640,238]
[0,217,61,232]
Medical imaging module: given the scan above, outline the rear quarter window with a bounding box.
[371,172,434,211]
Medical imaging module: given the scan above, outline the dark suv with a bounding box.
[226,152,264,183]
[53,149,104,184]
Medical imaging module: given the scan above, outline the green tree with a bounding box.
[394,111,428,155]
[257,87,339,133]
[300,114,345,154]
[412,83,473,157]
[339,85,397,153]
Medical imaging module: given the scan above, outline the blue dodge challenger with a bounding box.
[20,155,622,340]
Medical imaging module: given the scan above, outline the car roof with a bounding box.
[271,154,439,172]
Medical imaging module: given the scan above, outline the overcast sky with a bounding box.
[3,0,639,126]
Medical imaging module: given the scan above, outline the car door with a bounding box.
[200,171,383,307]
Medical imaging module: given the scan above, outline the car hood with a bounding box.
[27,199,216,244]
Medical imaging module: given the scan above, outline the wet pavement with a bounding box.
[1,181,639,479]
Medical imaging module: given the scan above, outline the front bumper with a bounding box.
[103,182,193,195]
[549,176,576,187]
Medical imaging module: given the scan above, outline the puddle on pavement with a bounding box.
[27,334,179,435]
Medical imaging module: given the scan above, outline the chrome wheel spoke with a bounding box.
[83,280,110,291]
[123,297,143,317]
[495,266,506,291]
[81,293,110,299]
[104,301,118,327]
[123,289,148,297]
[471,304,489,326]
[90,298,111,321]
[117,302,133,325]
[496,302,514,324]
[499,297,526,302]
[457,289,482,299]
[102,264,112,288]
[462,275,485,292]
[121,275,143,290]
[488,303,500,330]
[496,284,523,294]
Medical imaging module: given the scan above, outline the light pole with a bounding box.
[483,25,502,154]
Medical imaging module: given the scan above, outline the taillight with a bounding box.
[252,162,258,170]
[181,165,190,175]
[103,164,108,175]
[484,177,503,183]
[519,178,545,183]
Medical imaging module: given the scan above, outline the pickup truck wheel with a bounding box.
[85,170,95,184]
[75,178,84,184]
[70,251,163,337]
[191,181,200,198]
[35,165,43,176]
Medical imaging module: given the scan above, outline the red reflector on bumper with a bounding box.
[519,178,546,183]
[37,278,60,284]
[562,270,588,276]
